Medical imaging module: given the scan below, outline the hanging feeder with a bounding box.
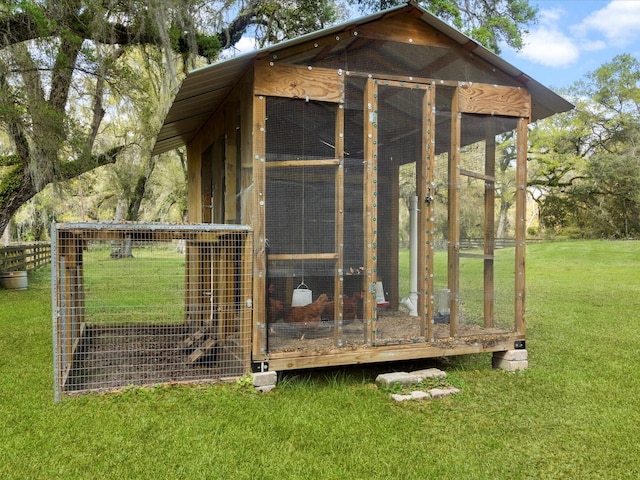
[291,282,312,306]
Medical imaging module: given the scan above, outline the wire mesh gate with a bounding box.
[52,223,253,400]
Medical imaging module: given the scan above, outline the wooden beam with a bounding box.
[265,159,340,168]
[389,161,400,310]
[515,117,528,335]
[458,84,531,118]
[266,253,339,261]
[267,334,522,371]
[252,95,268,360]
[187,142,203,223]
[355,14,456,48]
[363,78,378,345]
[422,83,436,341]
[254,62,344,103]
[225,102,239,223]
[335,103,345,347]
[448,88,461,337]
[484,120,496,328]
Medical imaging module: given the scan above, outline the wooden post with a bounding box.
[334,103,345,346]
[389,161,400,310]
[515,117,528,335]
[225,102,240,224]
[448,89,461,337]
[252,95,268,358]
[363,78,378,345]
[421,84,436,341]
[241,231,253,370]
[484,120,496,328]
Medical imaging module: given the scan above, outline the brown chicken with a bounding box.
[324,291,364,325]
[267,297,283,324]
[284,293,329,340]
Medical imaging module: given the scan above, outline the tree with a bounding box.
[353,0,537,53]
[0,0,340,236]
[528,54,640,238]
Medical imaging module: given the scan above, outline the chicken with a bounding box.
[284,293,329,340]
[267,297,283,324]
[323,291,364,325]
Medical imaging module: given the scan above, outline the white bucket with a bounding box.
[375,281,387,305]
[291,283,312,306]
[0,271,28,290]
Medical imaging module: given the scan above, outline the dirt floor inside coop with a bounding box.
[267,309,513,355]
[65,324,246,393]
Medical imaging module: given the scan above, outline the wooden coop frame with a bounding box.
[152,2,573,374]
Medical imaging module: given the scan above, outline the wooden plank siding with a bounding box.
[254,62,344,104]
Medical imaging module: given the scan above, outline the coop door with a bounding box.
[363,79,434,343]
[261,96,346,348]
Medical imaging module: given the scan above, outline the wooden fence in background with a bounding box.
[0,243,51,272]
[0,238,543,272]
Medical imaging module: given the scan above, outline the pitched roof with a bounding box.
[152,2,573,156]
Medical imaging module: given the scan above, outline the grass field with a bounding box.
[1,240,639,479]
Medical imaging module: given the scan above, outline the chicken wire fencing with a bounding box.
[52,223,252,400]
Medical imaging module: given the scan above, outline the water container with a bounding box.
[0,271,28,290]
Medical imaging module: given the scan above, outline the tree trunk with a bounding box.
[496,200,512,238]
[0,168,37,236]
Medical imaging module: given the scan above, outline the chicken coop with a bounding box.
[152,1,573,373]
[54,2,572,398]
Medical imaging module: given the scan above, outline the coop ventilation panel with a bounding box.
[52,223,252,400]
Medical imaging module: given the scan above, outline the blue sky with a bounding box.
[500,0,640,90]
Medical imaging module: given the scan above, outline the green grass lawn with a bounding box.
[1,240,639,479]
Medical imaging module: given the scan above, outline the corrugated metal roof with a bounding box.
[152,2,573,156]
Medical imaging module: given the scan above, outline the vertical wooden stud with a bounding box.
[335,102,345,346]
[363,78,378,345]
[420,84,436,341]
[252,95,267,358]
[225,102,239,224]
[484,120,496,328]
[448,89,461,337]
[515,117,527,335]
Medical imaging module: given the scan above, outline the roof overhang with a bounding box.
[152,2,573,156]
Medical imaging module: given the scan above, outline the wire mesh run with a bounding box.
[52,223,252,400]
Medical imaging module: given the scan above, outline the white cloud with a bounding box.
[519,25,580,67]
[576,0,640,47]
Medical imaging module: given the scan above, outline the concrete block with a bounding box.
[253,371,277,387]
[411,368,447,381]
[493,349,528,361]
[492,357,528,372]
[391,393,414,402]
[256,385,276,393]
[410,390,430,400]
[375,372,421,388]
[428,387,460,398]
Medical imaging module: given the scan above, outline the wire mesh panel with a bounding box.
[456,114,518,334]
[263,95,355,351]
[52,223,252,400]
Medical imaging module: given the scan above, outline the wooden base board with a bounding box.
[266,334,524,371]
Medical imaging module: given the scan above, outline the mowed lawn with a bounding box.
[1,240,639,479]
